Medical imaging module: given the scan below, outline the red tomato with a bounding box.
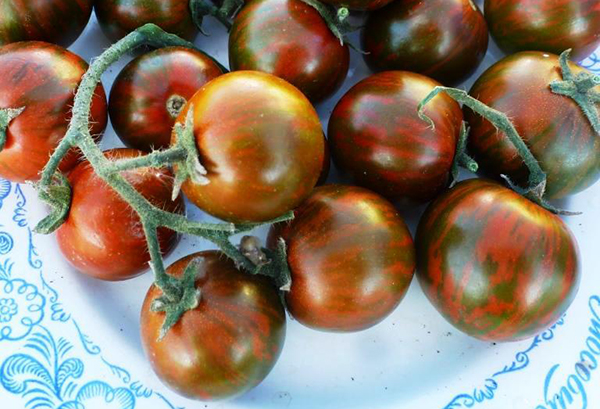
[0,42,107,183]
[268,184,416,331]
[140,251,286,401]
[328,71,462,203]
[109,47,224,151]
[172,71,324,223]
[56,148,184,281]
[417,179,580,341]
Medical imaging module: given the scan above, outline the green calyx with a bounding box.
[299,1,362,51]
[0,107,25,152]
[34,23,295,340]
[189,0,244,34]
[550,49,600,135]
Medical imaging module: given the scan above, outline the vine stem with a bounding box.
[449,122,478,188]
[189,0,244,33]
[33,23,294,339]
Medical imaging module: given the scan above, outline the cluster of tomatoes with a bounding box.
[0,0,599,403]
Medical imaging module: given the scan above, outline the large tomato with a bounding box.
[268,184,416,332]
[0,42,107,183]
[140,251,286,401]
[229,0,349,103]
[328,71,462,203]
[416,179,580,342]
[94,0,197,42]
[465,51,600,199]
[172,71,324,223]
[320,0,393,11]
[484,0,600,61]
[56,148,184,281]
[0,0,93,47]
[362,0,488,85]
[109,46,224,152]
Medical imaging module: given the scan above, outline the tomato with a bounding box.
[416,179,580,342]
[268,184,416,332]
[0,42,107,183]
[484,0,600,61]
[56,148,184,281]
[465,51,600,199]
[362,0,488,85]
[140,251,286,401]
[109,47,224,152]
[319,0,393,11]
[0,0,93,47]
[94,0,197,42]
[172,71,324,223]
[328,71,462,203]
[229,0,349,103]
[317,134,331,185]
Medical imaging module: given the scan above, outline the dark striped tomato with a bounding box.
[465,51,600,199]
[95,0,197,42]
[140,251,286,401]
[320,0,393,11]
[362,0,488,85]
[485,0,600,61]
[328,71,462,203]
[173,71,324,223]
[109,47,224,152]
[229,0,349,103]
[268,184,416,332]
[57,149,184,281]
[416,179,580,342]
[0,0,93,47]
[0,42,107,183]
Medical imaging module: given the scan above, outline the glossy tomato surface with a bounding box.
[0,41,107,182]
[140,251,286,401]
[268,184,416,332]
[0,0,93,47]
[320,0,393,11]
[328,71,462,203]
[95,0,197,42]
[465,51,600,199]
[57,148,184,281]
[416,179,580,342]
[229,0,349,103]
[485,0,600,61]
[363,0,488,85]
[173,71,324,223]
[109,46,224,151]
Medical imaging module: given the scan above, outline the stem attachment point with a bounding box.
[0,107,25,152]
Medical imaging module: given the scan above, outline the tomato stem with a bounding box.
[189,0,243,34]
[300,1,362,50]
[450,122,479,187]
[550,49,600,135]
[0,107,25,152]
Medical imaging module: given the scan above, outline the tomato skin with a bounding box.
[328,71,462,203]
[229,0,349,103]
[56,149,184,281]
[109,47,224,152]
[0,42,107,183]
[94,0,197,42]
[268,184,416,332]
[416,179,580,342]
[140,251,286,401]
[484,0,600,61]
[320,0,393,11]
[362,0,488,85]
[173,71,324,223]
[465,52,600,199]
[0,0,93,47]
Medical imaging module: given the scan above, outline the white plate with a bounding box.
[1,3,600,409]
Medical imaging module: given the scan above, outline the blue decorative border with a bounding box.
[0,179,184,409]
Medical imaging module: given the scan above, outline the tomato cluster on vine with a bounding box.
[0,0,598,403]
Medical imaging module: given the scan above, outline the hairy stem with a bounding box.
[0,107,25,152]
[450,122,479,188]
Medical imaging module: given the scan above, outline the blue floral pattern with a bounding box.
[0,298,17,322]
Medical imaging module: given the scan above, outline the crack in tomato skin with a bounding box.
[485,0,600,62]
[0,41,107,183]
[328,71,462,203]
[140,251,286,401]
[416,179,580,342]
[362,0,488,86]
[465,51,600,199]
[229,0,349,103]
[109,46,224,152]
[269,184,416,332]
